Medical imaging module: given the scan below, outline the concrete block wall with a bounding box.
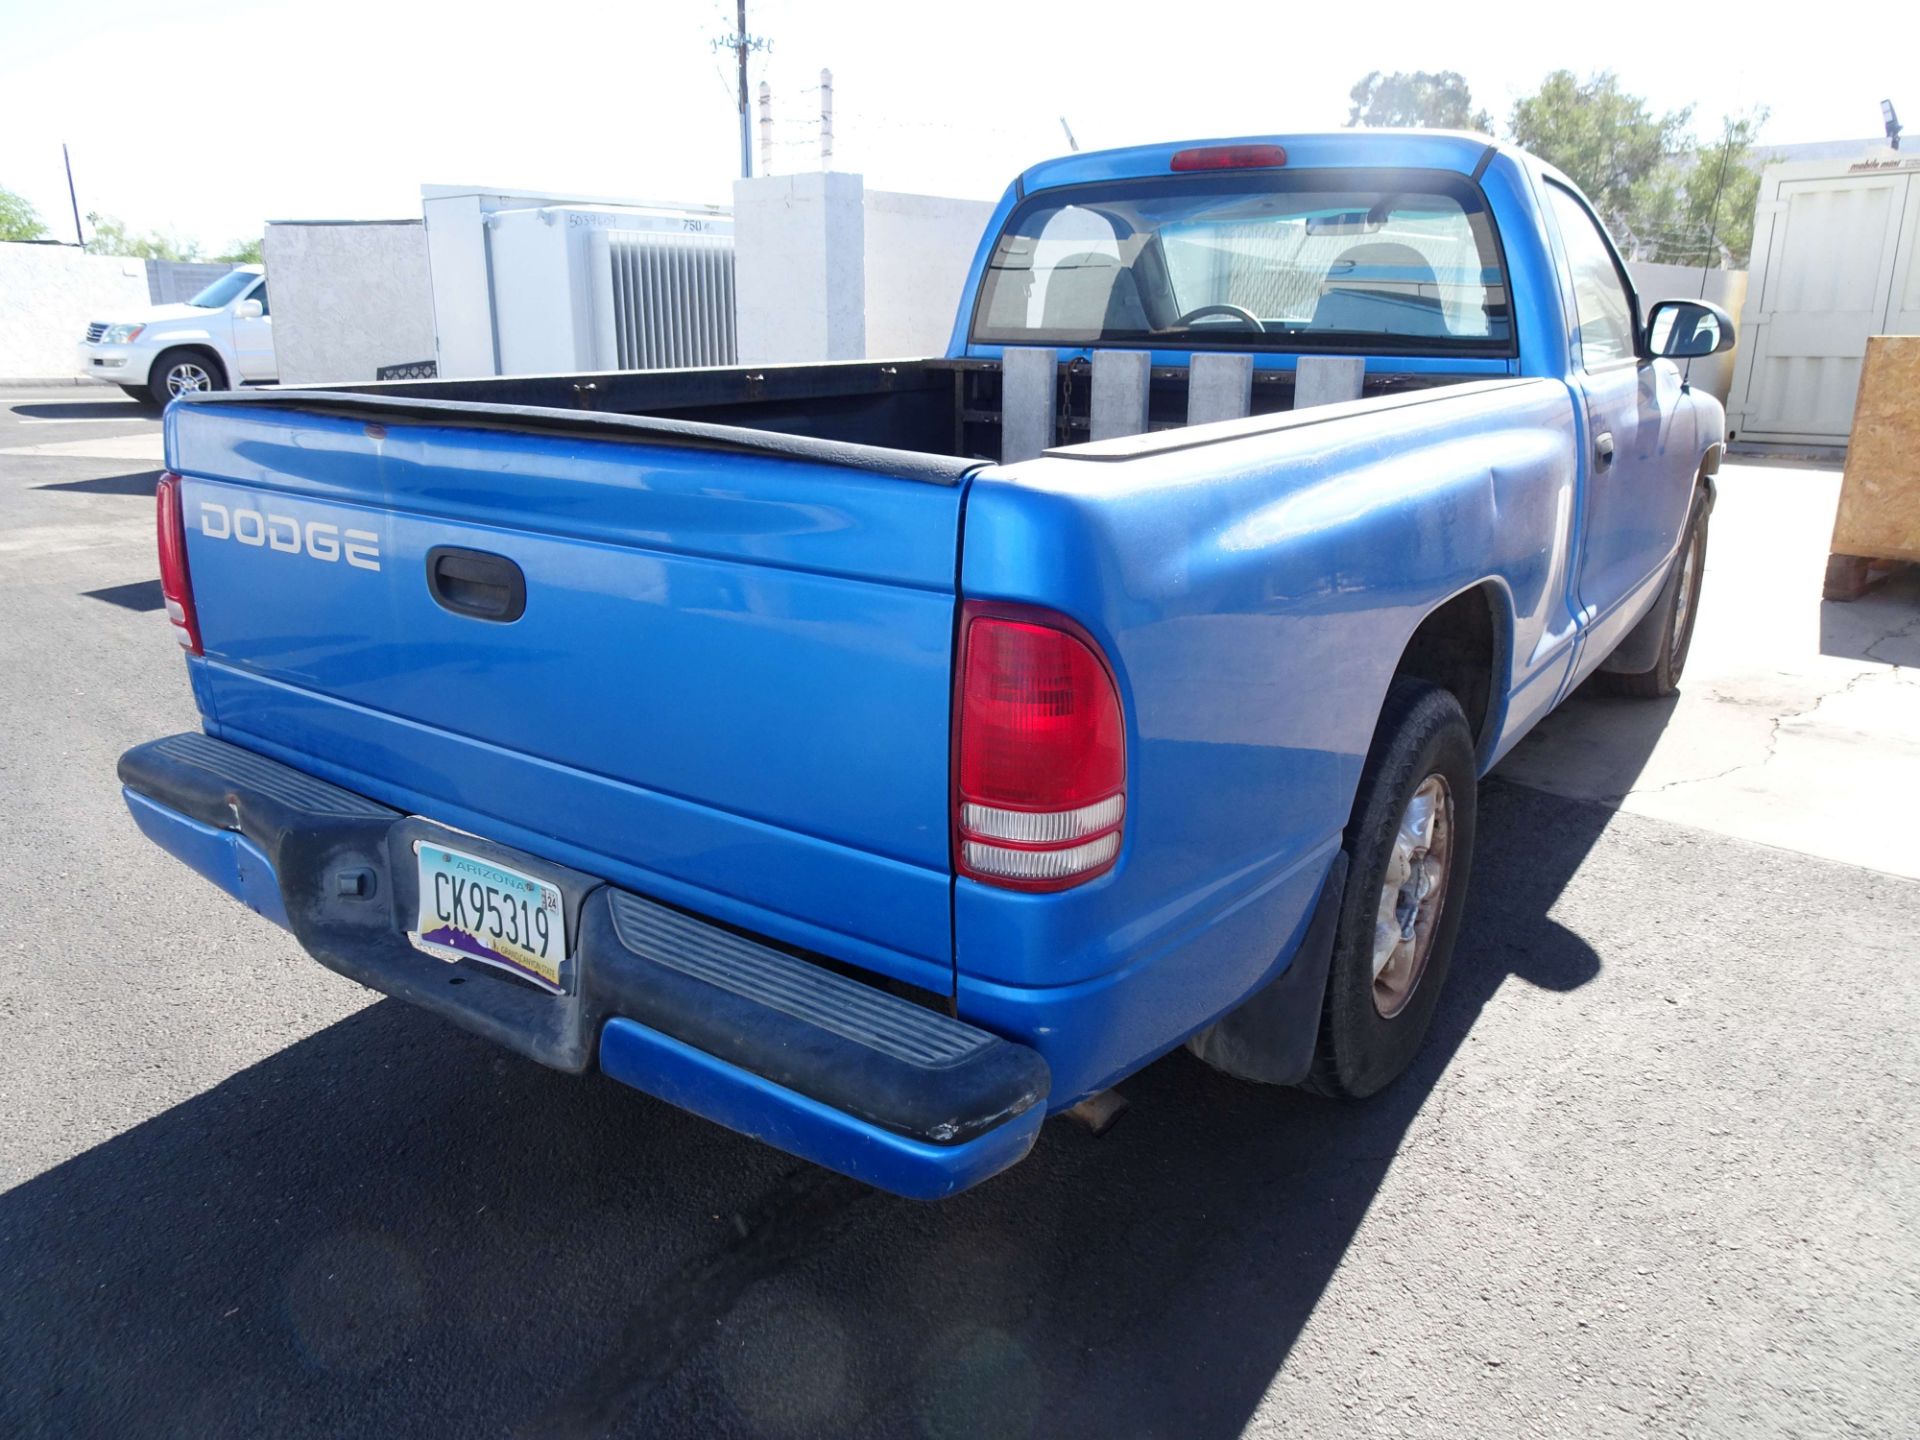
[263,220,436,385]
[732,172,867,364]
[0,243,149,384]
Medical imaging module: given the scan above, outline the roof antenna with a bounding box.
[1682,123,1739,395]
[1059,116,1080,152]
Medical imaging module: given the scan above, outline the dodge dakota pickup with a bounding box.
[120,132,1733,1199]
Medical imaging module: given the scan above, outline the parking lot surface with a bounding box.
[1,389,1914,1439]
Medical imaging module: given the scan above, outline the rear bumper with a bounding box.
[119,733,1048,1200]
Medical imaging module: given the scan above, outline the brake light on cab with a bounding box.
[955,602,1125,891]
[155,471,202,654]
[1169,143,1287,171]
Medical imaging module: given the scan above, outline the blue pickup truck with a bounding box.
[121,132,1732,1199]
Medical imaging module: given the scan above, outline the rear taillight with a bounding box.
[155,471,201,655]
[955,602,1125,891]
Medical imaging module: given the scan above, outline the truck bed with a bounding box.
[213,356,1484,465]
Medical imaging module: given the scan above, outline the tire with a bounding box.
[147,348,227,407]
[1595,487,1709,699]
[1301,679,1478,1100]
[119,385,154,404]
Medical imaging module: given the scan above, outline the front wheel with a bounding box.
[118,385,153,404]
[1301,679,1478,1100]
[1596,487,1709,699]
[147,349,227,407]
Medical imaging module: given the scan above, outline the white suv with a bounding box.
[78,265,277,406]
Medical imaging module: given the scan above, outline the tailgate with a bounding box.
[166,397,968,991]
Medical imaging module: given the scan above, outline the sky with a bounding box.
[0,0,1906,253]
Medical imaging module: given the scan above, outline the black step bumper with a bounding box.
[119,732,1049,1198]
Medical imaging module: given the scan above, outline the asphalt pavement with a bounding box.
[0,387,1913,1439]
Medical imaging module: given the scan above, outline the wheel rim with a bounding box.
[1371,773,1453,1019]
[1670,523,1703,654]
[166,363,212,397]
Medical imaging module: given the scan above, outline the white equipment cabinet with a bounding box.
[486,205,736,376]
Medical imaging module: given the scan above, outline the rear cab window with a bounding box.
[970,168,1514,356]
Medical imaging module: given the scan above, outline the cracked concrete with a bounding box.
[1498,459,1920,878]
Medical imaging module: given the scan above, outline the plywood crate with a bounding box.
[1826,336,1920,600]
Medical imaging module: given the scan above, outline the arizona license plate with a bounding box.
[410,841,568,992]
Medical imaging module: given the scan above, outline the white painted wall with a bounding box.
[0,243,149,383]
[1627,261,1749,404]
[863,189,995,358]
[262,221,436,385]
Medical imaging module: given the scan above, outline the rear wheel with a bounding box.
[1301,679,1478,1100]
[1595,487,1709,699]
[147,349,226,407]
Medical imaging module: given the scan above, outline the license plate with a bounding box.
[410,841,568,993]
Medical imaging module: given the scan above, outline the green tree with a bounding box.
[1,185,50,242]
[215,237,263,264]
[84,211,202,261]
[1508,70,1692,225]
[1347,70,1492,132]
[1675,112,1766,267]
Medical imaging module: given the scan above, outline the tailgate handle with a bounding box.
[426,546,526,623]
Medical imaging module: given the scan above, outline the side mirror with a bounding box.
[233,299,264,320]
[1646,298,1734,359]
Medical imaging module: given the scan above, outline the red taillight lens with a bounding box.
[955,602,1125,891]
[155,471,202,655]
[1170,143,1286,172]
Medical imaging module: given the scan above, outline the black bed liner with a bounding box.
[177,354,1493,483]
[174,360,980,488]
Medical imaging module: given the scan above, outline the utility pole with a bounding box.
[62,143,84,249]
[758,81,773,177]
[820,69,834,171]
[734,0,751,178]
[711,3,769,178]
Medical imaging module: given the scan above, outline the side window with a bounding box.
[1544,185,1635,367]
[249,281,269,316]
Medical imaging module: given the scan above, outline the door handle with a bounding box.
[1594,431,1615,469]
[426,546,526,622]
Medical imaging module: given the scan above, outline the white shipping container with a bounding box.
[1727,153,1920,446]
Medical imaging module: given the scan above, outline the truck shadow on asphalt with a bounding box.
[34,469,164,497]
[0,781,1609,1440]
[9,401,156,421]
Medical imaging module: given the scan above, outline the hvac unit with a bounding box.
[486,205,736,375]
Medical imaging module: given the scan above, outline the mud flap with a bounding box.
[1185,851,1349,1087]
